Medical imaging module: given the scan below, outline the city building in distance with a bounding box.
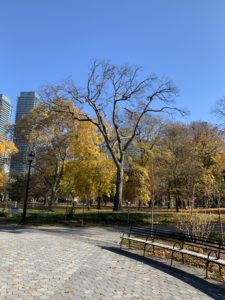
[10,92,39,174]
[0,94,12,171]
[0,94,12,139]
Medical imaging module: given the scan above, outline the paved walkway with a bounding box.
[0,226,225,299]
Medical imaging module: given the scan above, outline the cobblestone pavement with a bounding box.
[0,226,225,299]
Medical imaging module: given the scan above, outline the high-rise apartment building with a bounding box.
[0,94,12,171]
[0,94,12,139]
[10,92,39,174]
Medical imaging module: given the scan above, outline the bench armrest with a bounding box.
[173,241,183,250]
[207,250,219,260]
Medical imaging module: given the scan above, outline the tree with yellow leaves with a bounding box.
[0,138,17,196]
[62,122,116,207]
[0,140,17,158]
[189,122,225,207]
[123,119,225,214]
[124,117,164,208]
[16,101,77,207]
[41,61,184,210]
[17,101,115,208]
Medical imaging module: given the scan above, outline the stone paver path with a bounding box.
[0,226,224,299]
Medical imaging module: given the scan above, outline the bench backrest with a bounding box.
[129,226,225,256]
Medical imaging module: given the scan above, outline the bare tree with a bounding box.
[42,60,184,210]
[213,97,225,127]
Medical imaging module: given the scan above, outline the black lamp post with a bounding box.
[21,151,35,224]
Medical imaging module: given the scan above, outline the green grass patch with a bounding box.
[0,207,224,226]
[0,208,176,226]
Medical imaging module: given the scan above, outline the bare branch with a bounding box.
[41,60,184,210]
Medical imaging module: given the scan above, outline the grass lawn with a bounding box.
[0,206,225,226]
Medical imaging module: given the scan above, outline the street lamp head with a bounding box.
[28,151,35,163]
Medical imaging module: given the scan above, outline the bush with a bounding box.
[0,209,9,217]
[175,212,214,238]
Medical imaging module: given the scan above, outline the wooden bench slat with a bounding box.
[120,226,225,278]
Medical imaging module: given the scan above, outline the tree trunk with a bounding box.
[113,166,123,211]
[48,187,57,209]
[87,199,91,211]
[167,192,171,209]
[175,195,180,212]
[138,200,142,211]
[96,195,101,209]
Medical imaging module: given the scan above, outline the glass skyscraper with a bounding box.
[0,94,12,170]
[0,94,12,139]
[10,92,39,174]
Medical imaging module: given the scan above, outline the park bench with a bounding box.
[120,226,225,278]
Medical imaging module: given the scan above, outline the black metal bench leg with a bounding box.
[143,244,147,257]
[219,264,222,276]
[129,240,131,249]
[152,245,155,254]
[181,253,184,264]
[206,260,209,279]
[171,251,175,266]
[120,239,123,250]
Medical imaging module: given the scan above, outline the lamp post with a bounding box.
[219,170,225,241]
[21,151,35,224]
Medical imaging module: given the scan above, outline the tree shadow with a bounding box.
[32,225,125,237]
[101,246,225,300]
[0,225,29,234]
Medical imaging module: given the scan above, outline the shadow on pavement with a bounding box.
[101,246,225,300]
[0,224,125,238]
[34,225,125,238]
[0,225,28,234]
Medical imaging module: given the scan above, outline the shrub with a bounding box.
[0,209,9,217]
[175,212,214,238]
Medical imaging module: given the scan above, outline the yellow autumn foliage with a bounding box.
[63,122,116,200]
[0,140,17,187]
[0,140,17,157]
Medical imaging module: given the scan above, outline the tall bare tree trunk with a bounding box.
[114,166,123,211]
[96,195,101,209]
[190,185,195,217]
[175,195,180,212]
[48,186,57,209]
[151,191,155,230]
[167,192,171,209]
[46,61,182,213]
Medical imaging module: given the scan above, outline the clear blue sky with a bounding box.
[1,0,225,123]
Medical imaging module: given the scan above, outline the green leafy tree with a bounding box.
[8,175,26,203]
